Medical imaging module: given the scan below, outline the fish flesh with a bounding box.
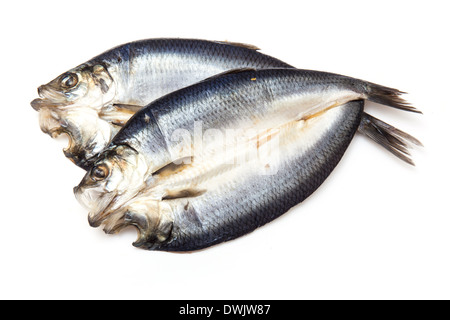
[31,38,420,169]
[73,68,420,251]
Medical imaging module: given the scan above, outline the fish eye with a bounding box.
[91,164,110,181]
[60,73,78,89]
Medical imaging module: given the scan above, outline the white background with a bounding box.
[1,0,448,299]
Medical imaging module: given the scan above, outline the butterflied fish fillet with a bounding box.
[74,68,418,251]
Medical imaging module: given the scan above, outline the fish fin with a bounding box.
[113,103,144,113]
[214,40,260,50]
[358,112,423,166]
[152,157,194,178]
[162,188,206,200]
[99,104,143,126]
[366,83,422,114]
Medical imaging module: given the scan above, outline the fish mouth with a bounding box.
[30,98,65,111]
[88,211,110,228]
[87,203,117,228]
[37,107,75,151]
[74,183,156,243]
[87,197,171,249]
[87,196,139,236]
[88,208,151,248]
[93,210,134,236]
[31,85,72,111]
[74,185,120,228]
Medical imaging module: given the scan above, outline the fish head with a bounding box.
[31,64,118,168]
[73,145,150,228]
[31,64,116,111]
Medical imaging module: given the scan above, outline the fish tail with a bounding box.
[358,112,423,166]
[365,83,422,114]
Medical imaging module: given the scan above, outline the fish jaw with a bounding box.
[83,195,174,250]
[74,186,118,227]
[31,81,77,111]
[31,98,66,111]
[118,199,174,249]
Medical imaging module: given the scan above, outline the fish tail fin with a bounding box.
[365,83,422,114]
[358,112,423,166]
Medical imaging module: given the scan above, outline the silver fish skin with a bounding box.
[73,68,414,249]
[31,39,292,169]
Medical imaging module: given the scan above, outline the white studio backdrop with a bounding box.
[0,0,448,299]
